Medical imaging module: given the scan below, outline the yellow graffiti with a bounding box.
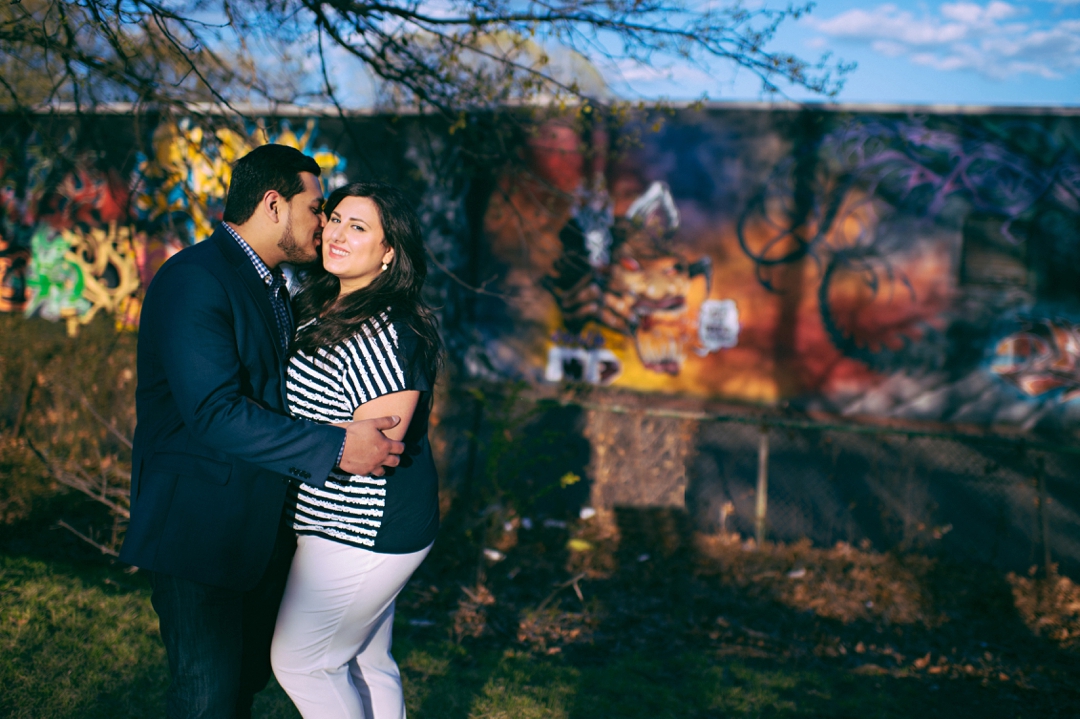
[61,223,143,336]
[137,118,344,244]
[8,116,345,333]
[137,120,254,243]
[251,119,342,177]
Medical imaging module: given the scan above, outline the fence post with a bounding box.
[755,426,770,546]
[1035,454,1052,577]
[461,389,486,512]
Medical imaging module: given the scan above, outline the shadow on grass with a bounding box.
[423,503,1080,716]
[4,490,1080,717]
[587,508,1079,717]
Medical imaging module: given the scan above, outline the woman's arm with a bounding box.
[352,391,420,442]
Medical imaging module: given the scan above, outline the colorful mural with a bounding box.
[475,109,1080,428]
[0,131,142,331]
[134,118,347,245]
[0,117,345,334]
[0,235,28,313]
[991,319,1080,402]
[2,107,1078,428]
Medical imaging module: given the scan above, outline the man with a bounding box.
[119,144,404,718]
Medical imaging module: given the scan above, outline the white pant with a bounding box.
[271,535,432,719]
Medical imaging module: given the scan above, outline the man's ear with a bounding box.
[262,190,284,223]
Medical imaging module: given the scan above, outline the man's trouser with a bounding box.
[150,525,296,719]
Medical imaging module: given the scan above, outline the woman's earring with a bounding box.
[381,262,389,272]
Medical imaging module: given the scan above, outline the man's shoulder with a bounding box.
[162,232,229,270]
[150,233,233,288]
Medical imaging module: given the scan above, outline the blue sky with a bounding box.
[605,0,1080,106]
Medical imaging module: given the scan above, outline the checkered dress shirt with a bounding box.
[221,223,293,354]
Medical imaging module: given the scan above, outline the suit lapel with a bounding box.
[212,230,285,366]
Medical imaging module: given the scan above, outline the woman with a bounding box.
[270,181,441,718]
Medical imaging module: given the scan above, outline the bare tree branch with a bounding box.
[57,520,121,557]
[53,382,135,450]
[26,436,131,518]
[425,246,511,300]
[1,0,851,117]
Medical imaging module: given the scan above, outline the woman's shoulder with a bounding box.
[333,308,432,390]
[334,308,412,352]
[344,307,393,339]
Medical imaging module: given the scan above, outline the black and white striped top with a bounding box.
[284,310,439,553]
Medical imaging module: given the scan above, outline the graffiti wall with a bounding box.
[0,116,346,335]
[473,108,1080,430]
[3,106,1079,430]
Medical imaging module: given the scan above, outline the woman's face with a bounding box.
[322,196,395,295]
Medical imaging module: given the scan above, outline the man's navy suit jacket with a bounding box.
[119,227,344,591]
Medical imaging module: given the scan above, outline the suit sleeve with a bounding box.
[146,261,344,486]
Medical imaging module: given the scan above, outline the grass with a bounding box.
[3,503,1080,718]
[0,553,166,718]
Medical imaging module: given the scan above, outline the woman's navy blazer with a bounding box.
[119,227,344,591]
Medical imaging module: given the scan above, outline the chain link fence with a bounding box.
[686,417,1080,577]
[452,387,1080,579]
[678,412,1075,574]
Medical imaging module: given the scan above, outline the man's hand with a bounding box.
[338,416,405,476]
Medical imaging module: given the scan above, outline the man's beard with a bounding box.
[278,220,318,265]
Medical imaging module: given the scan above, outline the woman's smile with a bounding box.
[321,195,394,295]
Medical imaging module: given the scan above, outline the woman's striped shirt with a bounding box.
[284,310,438,553]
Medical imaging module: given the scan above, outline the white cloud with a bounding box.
[807,1,1080,80]
[612,59,676,83]
[871,40,910,57]
[813,6,970,45]
[599,57,716,94]
[940,1,1016,24]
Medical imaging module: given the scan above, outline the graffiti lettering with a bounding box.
[2,117,344,332]
[24,223,142,336]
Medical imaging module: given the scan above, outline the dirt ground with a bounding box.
[398,505,1080,716]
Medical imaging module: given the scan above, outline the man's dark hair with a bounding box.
[222,144,322,225]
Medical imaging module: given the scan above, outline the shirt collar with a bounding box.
[222,222,277,287]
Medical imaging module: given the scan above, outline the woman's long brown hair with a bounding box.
[291,181,441,383]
